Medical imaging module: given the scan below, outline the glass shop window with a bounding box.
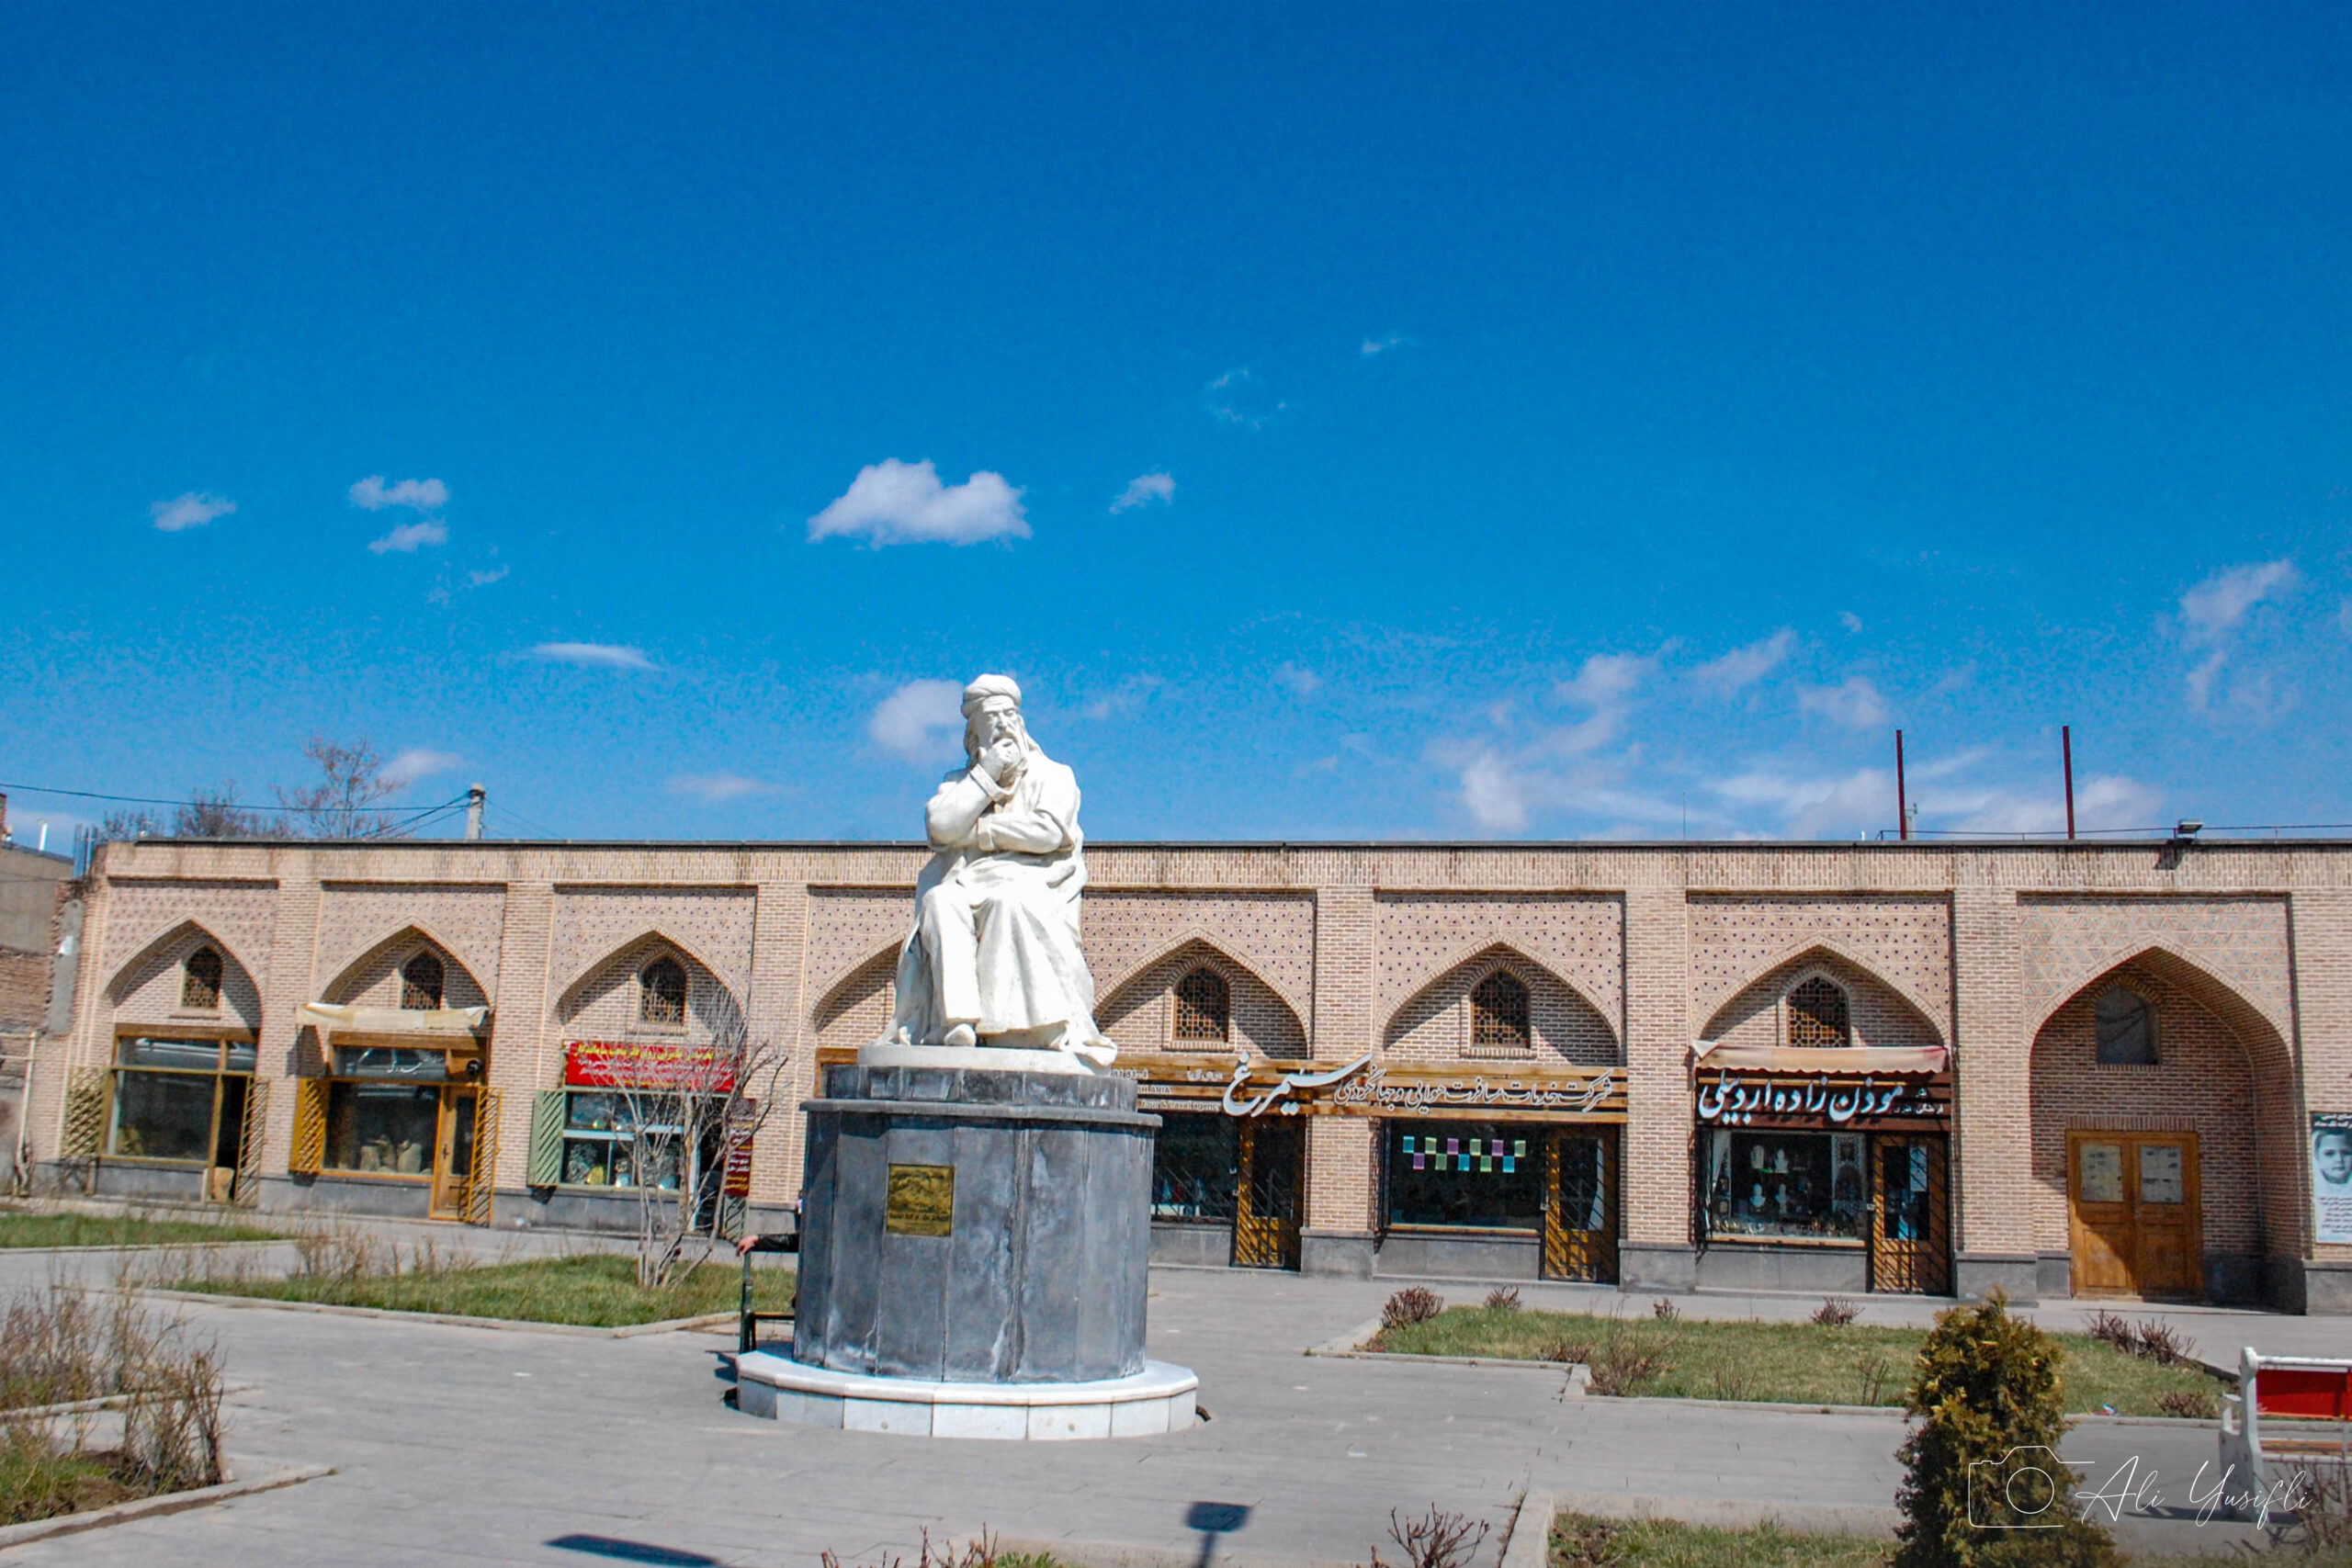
[1704,1129,1867,1241]
[325,1081,442,1175]
[1150,1111,1238,1223]
[2094,987,2157,1066]
[107,1036,254,1163]
[558,1090,710,1192]
[1386,1120,1542,1229]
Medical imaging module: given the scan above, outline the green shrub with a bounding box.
[1893,1292,2120,1568]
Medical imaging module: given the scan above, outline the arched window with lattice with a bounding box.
[639,955,688,1027]
[1471,970,1531,1053]
[2094,986,2156,1065]
[180,946,223,1010]
[1785,976,1851,1048]
[1173,966,1230,1044]
[400,952,446,1010]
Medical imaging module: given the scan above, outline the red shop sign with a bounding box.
[565,1040,740,1094]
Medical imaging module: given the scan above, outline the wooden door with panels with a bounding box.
[1869,1134,1951,1295]
[1543,1128,1618,1282]
[2067,1132,2201,1300]
[1232,1117,1304,1270]
[429,1087,481,1221]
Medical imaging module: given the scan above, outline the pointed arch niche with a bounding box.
[320,927,491,1013]
[557,933,745,1044]
[1098,938,1306,1059]
[1383,944,1618,1066]
[2027,947,2297,1304]
[103,920,265,1032]
[811,946,900,1056]
[1696,946,1944,1055]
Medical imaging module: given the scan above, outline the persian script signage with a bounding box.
[1112,1051,1626,1122]
[885,1163,956,1236]
[1694,1068,1948,1128]
[565,1041,741,1094]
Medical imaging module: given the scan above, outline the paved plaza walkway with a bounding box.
[0,1236,2335,1565]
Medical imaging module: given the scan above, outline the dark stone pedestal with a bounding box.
[793,1062,1159,1383]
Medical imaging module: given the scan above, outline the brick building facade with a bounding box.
[24,836,2352,1313]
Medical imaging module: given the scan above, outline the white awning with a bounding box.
[1692,1039,1948,1075]
[298,1002,491,1041]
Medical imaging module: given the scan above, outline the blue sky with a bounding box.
[4,3,2348,844]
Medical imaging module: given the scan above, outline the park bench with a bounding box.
[738,1232,797,1353]
[2218,1347,2351,1520]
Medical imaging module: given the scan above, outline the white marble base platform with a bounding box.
[733,1352,1198,1440]
[855,1041,1104,1076]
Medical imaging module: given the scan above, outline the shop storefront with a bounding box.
[1693,1042,1951,1294]
[289,1001,497,1222]
[94,1030,262,1202]
[521,1039,749,1235]
[1126,1050,1625,1280]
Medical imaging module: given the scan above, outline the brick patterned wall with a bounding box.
[316,883,508,999]
[1383,953,1616,1066]
[1099,942,1306,1059]
[1312,884,1375,1061]
[107,927,265,1033]
[2029,964,2267,1258]
[1306,1113,1374,1233]
[1699,951,1942,1051]
[804,887,916,1010]
[2290,891,2352,1263]
[1688,895,1953,1044]
[1087,891,1317,1032]
[484,882,553,1191]
[2020,896,2292,1047]
[96,880,277,1010]
[253,867,319,1179]
[548,886,756,1000]
[1374,893,1622,1039]
[1953,886,2028,1258]
[555,942,741,1044]
[325,936,492,1011]
[746,884,808,1210]
[1623,887,1691,1247]
[0,949,51,1035]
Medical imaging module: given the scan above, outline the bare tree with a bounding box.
[273,737,407,839]
[171,783,274,839]
[97,808,161,842]
[580,1015,790,1290]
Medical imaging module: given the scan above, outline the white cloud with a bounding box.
[530,641,654,671]
[667,773,778,803]
[1838,611,1864,634]
[150,491,235,532]
[868,678,966,761]
[2185,650,2228,710]
[1796,675,1889,729]
[467,566,510,588]
[1556,651,1653,709]
[1079,675,1162,722]
[1206,368,1286,429]
[807,459,1028,547]
[1361,333,1413,356]
[367,519,448,554]
[383,748,464,786]
[1713,766,1893,839]
[1459,750,1531,832]
[1273,662,1322,698]
[1949,774,2163,836]
[349,476,449,513]
[2181,559,2297,643]
[1691,630,1793,695]
[2339,599,2352,636]
[1110,471,1175,513]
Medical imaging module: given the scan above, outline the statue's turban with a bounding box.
[961,673,1023,718]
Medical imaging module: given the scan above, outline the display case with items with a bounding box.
[558,1089,696,1190]
[1386,1122,1544,1229]
[107,1036,256,1166]
[1705,1129,1868,1241]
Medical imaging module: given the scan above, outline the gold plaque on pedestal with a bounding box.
[886,1163,956,1236]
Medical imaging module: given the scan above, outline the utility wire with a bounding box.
[0,780,467,816]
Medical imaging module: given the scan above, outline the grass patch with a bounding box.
[0,1440,153,1526]
[1551,1511,1889,1568]
[0,1210,282,1250]
[1371,1306,2221,1416]
[176,1253,795,1328]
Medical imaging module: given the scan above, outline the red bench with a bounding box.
[2218,1348,2351,1521]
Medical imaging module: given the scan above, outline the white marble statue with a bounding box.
[884,674,1115,1068]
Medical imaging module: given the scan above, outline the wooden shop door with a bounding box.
[429,1087,481,1221]
[1543,1129,1618,1282]
[1233,1118,1304,1270]
[2068,1133,2201,1301]
[1869,1135,1951,1295]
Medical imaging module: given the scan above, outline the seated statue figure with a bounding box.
[884,674,1115,1067]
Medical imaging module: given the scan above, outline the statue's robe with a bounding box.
[888,742,1113,1065]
